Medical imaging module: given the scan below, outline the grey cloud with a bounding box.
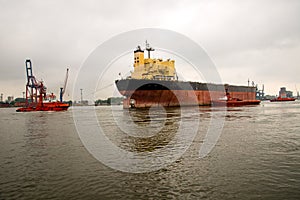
[0,0,299,98]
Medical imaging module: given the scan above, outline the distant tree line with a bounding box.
[0,98,73,108]
[95,97,124,106]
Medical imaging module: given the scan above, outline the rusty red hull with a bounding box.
[115,79,259,108]
[120,90,257,108]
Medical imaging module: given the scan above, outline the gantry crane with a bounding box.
[24,59,46,107]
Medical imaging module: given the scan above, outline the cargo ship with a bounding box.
[115,42,260,108]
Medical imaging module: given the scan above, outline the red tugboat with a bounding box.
[16,60,69,112]
[270,87,296,102]
[211,89,261,107]
[270,97,296,102]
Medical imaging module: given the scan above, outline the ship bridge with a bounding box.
[130,42,177,81]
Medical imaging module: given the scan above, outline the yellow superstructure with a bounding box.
[130,43,177,80]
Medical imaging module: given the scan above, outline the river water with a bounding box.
[0,101,299,199]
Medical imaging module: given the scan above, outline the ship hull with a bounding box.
[115,79,258,108]
[270,97,296,102]
[212,99,261,107]
[16,102,69,112]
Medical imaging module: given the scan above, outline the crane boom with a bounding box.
[25,59,38,88]
[295,84,299,99]
[60,68,69,102]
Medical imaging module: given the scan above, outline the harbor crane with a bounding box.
[24,59,46,107]
[60,68,69,102]
[295,85,299,99]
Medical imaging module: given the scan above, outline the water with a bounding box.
[0,101,299,199]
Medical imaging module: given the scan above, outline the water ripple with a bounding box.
[0,102,300,199]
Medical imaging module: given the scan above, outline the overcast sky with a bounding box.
[1,0,300,101]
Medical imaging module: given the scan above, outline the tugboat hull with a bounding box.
[16,102,69,112]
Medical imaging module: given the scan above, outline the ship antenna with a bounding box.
[145,40,154,58]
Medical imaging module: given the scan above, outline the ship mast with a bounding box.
[145,40,154,58]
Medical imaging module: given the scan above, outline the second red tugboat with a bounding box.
[211,89,261,107]
[270,87,296,102]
